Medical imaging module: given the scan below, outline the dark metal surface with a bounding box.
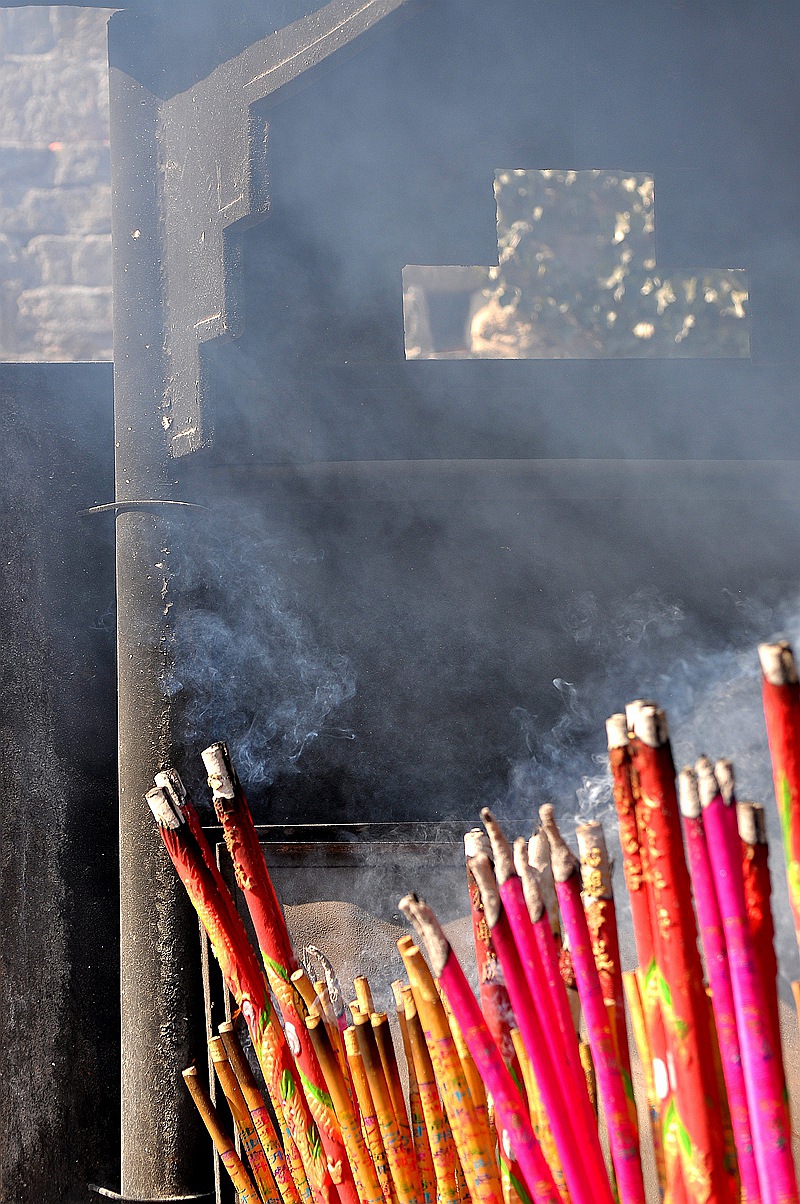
[109,31,211,1200]
[0,365,117,1203]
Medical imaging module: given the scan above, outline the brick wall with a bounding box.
[0,7,111,361]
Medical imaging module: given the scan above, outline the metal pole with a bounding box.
[108,11,211,1199]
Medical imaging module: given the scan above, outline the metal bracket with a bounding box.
[78,500,210,517]
[88,1187,214,1202]
[112,0,414,460]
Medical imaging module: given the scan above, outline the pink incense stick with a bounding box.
[678,768,760,1204]
[468,853,614,1204]
[481,812,610,1194]
[697,758,797,1204]
[539,806,646,1204]
[398,894,561,1204]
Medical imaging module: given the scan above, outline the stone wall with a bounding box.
[0,7,111,361]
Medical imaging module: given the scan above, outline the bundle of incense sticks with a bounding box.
[146,638,800,1204]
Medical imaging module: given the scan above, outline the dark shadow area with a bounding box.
[0,363,118,1203]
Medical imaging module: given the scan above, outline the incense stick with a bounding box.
[400,893,561,1204]
[342,1026,395,1204]
[183,1065,262,1204]
[202,742,357,1204]
[218,1020,305,1204]
[468,847,612,1204]
[398,938,504,1204]
[605,717,669,1197]
[576,820,632,1093]
[529,828,581,1038]
[738,801,783,1078]
[627,704,731,1204]
[504,816,609,1155]
[677,768,759,1204]
[147,785,319,1204]
[390,981,437,1204]
[539,808,645,1204]
[698,758,797,1204]
[402,984,460,1204]
[352,1012,420,1204]
[209,1034,284,1204]
[305,1015,384,1204]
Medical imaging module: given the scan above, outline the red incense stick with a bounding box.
[698,758,797,1204]
[540,807,646,1204]
[576,820,633,1093]
[463,829,529,1203]
[399,894,561,1204]
[678,768,759,1204]
[145,785,318,1204]
[529,828,582,1039]
[482,812,609,1190]
[605,714,670,1199]
[468,850,613,1204]
[202,742,357,1204]
[628,703,732,1204]
[738,801,783,1075]
[759,641,800,962]
[464,828,519,1070]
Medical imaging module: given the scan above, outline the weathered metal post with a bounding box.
[107,10,211,1200]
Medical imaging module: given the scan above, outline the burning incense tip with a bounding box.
[464,827,491,861]
[398,894,449,977]
[201,741,235,800]
[467,853,501,927]
[528,826,549,872]
[737,801,767,846]
[758,640,799,685]
[480,808,515,884]
[154,766,186,807]
[677,767,701,818]
[528,826,560,938]
[714,759,735,805]
[624,698,658,734]
[513,837,544,921]
[695,756,719,810]
[145,785,184,829]
[628,701,669,748]
[538,805,579,882]
[576,822,612,898]
[605,713,629,750]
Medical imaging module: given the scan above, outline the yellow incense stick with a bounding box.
[343,1025,396,1204]
[353,1012,421,1204]
[354,976,375,1016]
[209,1036,283,1204]
[306,1015,384,1204]
[218,1021,307,1204]
[183,1066,261,1204]
[403,985,460,1204]
[399,939,502,1204]
[623,971,666,1197]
